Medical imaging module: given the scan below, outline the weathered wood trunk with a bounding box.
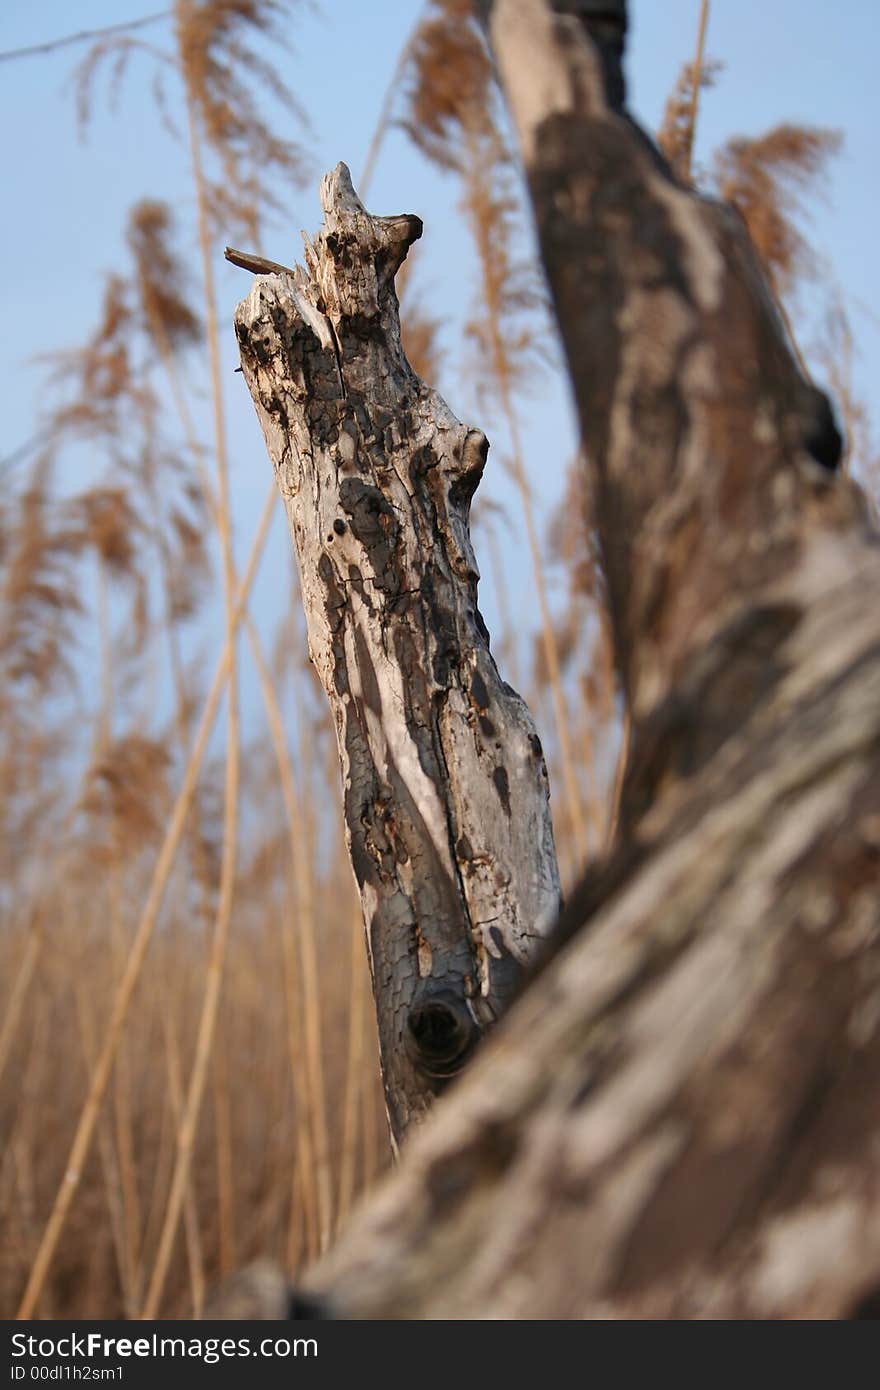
[481,0,859,827]
[215,0,880,1321]
[232,166,560,1142]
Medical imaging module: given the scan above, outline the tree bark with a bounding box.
[218,0,880,1320]
[231,166,560,1144]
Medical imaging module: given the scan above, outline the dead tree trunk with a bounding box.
[231,167,560,1143]
[208,2,880,1319]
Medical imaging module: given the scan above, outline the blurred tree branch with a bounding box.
[0,12,170,65]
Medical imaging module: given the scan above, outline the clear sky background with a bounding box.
[1,0,877,733]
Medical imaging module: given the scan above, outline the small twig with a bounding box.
[0,11,169,64]
[358,9,426,200]
[604,708,630,851]
[225,246,296,278]
[0,428,52,479]
[683,0,710,184]
[772,287,813,383]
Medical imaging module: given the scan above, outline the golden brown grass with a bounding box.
[0,881,386,1318]
[2,2,392,1317]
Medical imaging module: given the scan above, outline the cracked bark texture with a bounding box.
[233,165,561,1143]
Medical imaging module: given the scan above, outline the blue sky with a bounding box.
[1,0,877,733]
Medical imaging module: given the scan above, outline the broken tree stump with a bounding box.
[232,165,561,1142]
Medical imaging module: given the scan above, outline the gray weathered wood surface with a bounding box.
[232,166,560,1142]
